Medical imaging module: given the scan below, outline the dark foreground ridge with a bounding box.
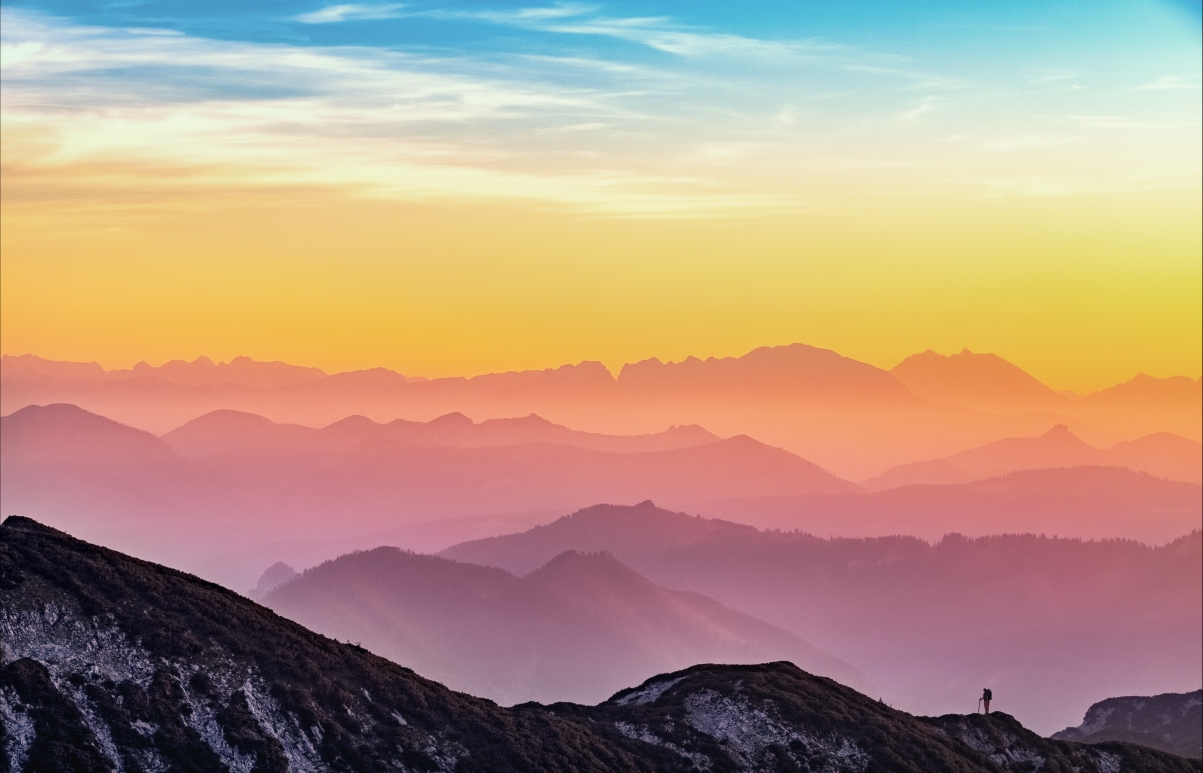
[2,516,1198,773]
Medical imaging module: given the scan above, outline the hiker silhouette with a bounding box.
[982,688,993,714]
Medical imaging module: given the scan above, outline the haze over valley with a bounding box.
[2,344,1200,739]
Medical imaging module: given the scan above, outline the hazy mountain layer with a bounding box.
[6,344,1199,478]
[444,502,1203,734]
[5,404,1198,591]
[261,547,862,705]
[865,424,1202,488]
[0,403,849,589]
[700,466,1202,543]
[892,349,1067,414]
[4,516,1197,773]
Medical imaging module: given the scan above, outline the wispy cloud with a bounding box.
[0,10,808,217]
[903,97,938,122]
[296,4,405,24]
[406,3,835,60]
[2,4,1195,219]
[1135,75,1200,91]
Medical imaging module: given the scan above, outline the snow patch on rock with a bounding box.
[1095,750,1121,773]
[0,685,36,771]
[683,689,869,772]
[613,720,712,770]
[614,675,688,706]
[1,604,328,772]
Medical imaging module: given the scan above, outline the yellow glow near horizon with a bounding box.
[2,182,1199,393]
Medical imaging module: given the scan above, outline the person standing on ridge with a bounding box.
[982,688,992,714]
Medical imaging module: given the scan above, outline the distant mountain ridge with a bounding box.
[4,516,1197,772]
[163,407,722,457]
[261,546,864,704]
[698,465,1202,543]
[1053,690,1202,759]
[892,349,1068,414]
[0,403,850,590]
[2,353,333,389]
[5,345,1199,478]
[865,424,1202,488]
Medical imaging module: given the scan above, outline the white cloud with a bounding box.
[411,4,836,61]
[295,4,405,24]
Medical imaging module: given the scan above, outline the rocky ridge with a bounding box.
[2,516,1199,772]
[1053,691,1202,759]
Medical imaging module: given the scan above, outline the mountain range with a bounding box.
[5,344,1199,479]
[0,403,850,589]
[700,465,1202,543]
[865,423,1202,489]
[4,404,1198,592]
[260,547,863,705]
[4,515,1198,773]
[443,502,1203,734]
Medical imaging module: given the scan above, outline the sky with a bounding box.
[1,0,1200,391]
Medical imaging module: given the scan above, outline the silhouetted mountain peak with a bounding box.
[2,514,64,537]
[482,412,556,429]
[891,348,1064,412]
[2,403,174,466]
[323,413,379,432]
[524,549,648,587]
[249,561,298,600]
[6,402,119,427]
[429,411,474,427]
[172,408,279,432]
[615,343,908,400]
[1,353,108,381]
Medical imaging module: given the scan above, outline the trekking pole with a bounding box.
[976,698,982,714]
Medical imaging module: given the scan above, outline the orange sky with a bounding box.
[1,2,1200,393]
[3,185,1199,393]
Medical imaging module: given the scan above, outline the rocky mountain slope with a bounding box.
[1053,690,1202,759]
[4,516,1199,772]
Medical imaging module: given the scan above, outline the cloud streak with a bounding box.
[296,4,406,24]
[0,10,810,217]
[1,4,1197,219]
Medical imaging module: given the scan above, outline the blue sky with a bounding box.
[2,0,1199,213]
